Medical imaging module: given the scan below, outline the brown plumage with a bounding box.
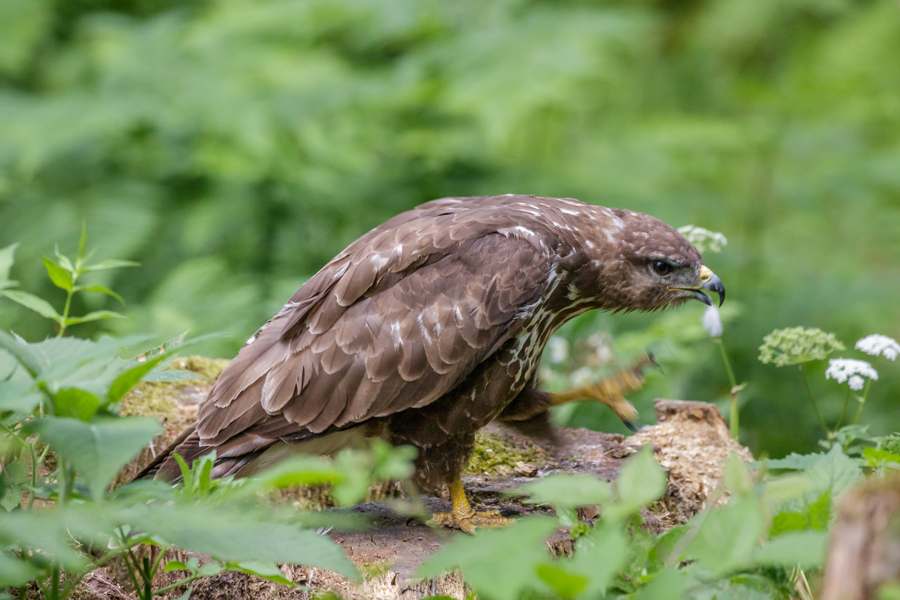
[139,195,724,513]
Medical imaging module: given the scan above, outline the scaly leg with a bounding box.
[547,353,658,430]
[429,477,515,534]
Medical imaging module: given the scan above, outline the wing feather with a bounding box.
[194,216,553,457]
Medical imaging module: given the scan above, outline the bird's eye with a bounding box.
[651,260,671,276]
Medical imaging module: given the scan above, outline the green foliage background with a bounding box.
[1,0,898,457]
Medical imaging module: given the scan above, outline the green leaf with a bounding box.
[805,444,864,502]
[0,289,61,320]
[0,380,42,415]
[721,454,754,495]
[42,256,73,291]
[631,567,687,600]
[758,452,827,471]
[808,490,832,530]
[229,561,293,586]
[54,387,101,421]
[53,246,75,273]
[510,473,612,509]
[0,243,17,281]
[77,222,87,264]
[864,447,900,468]
[174,587,193,600]
[24,416,162,500]
[753,530,827,569]
[164,561,189,572]
[197,562,225,576]
[107,353,168,405]
[80,259,140,272]
[770,511,809,536]
[236,454,341,494]
[0,330,47,378]
[0,505,106,575]
[418,517,559,600]
[73,284,124,304]
[535,564,588,599]
[0,552,43,587]
[685,495,766,577]
[564,520,629,595]
[127,503,359,579]
[606,446,667,521]
[63,310,126,325]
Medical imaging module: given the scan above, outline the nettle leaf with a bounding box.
[753,530,827,569]
[758,452,828,471]
[0,289,61,320]
[229,561,293,586]
[0,505,109,577]
[24,416,162,500]
[535,564,588,599]
[563,520,629,595]
[418,516,559,600]
[107,353,167,405]
[511,473,612,509]
[805,444,864,502]
[605,446,667,521]
[370,439,417,481]
[0,552,43,588]
[721,454,754,495]
[685,495,766,577]
[54,387,101,421]
[239,455,342,493]
[42,256,73,291]
[863,447,900,468]
[126,503,359,579]
[0,380,42,415]
[0,330,47,378]
[631,567,688,600]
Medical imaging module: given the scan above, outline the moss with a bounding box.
[170,356,231,381]
[119,356,229,430]
[464,430,549,477]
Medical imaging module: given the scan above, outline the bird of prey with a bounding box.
[139,195,724,532]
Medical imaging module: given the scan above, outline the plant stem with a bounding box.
[57,287,74,337]
[836,388,851,431]
[800,364,829,436]
[715,338,740,439]
[153,575,202,596]
[853,379,872,425]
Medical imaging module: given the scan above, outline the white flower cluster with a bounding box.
[855,334,900,361]
[677,225,728,254]
[825,358,879,391]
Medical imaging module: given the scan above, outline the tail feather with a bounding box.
[133,425,209,482]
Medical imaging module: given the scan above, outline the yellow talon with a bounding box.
[428,477,515,534]
[547,353,657,428]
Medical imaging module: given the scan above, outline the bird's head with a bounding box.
[590,209,725,312]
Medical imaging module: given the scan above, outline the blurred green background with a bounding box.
[1,0,898,457]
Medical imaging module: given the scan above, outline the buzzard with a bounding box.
[140,195,724,532]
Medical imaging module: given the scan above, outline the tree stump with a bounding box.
[821,476,900,600]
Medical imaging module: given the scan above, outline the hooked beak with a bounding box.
[669,265,725,307]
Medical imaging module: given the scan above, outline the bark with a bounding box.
[821,476,900,600]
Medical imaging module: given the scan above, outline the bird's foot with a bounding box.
[429,476,515,533]
[547,352,658,430]
[428,508,515,534]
